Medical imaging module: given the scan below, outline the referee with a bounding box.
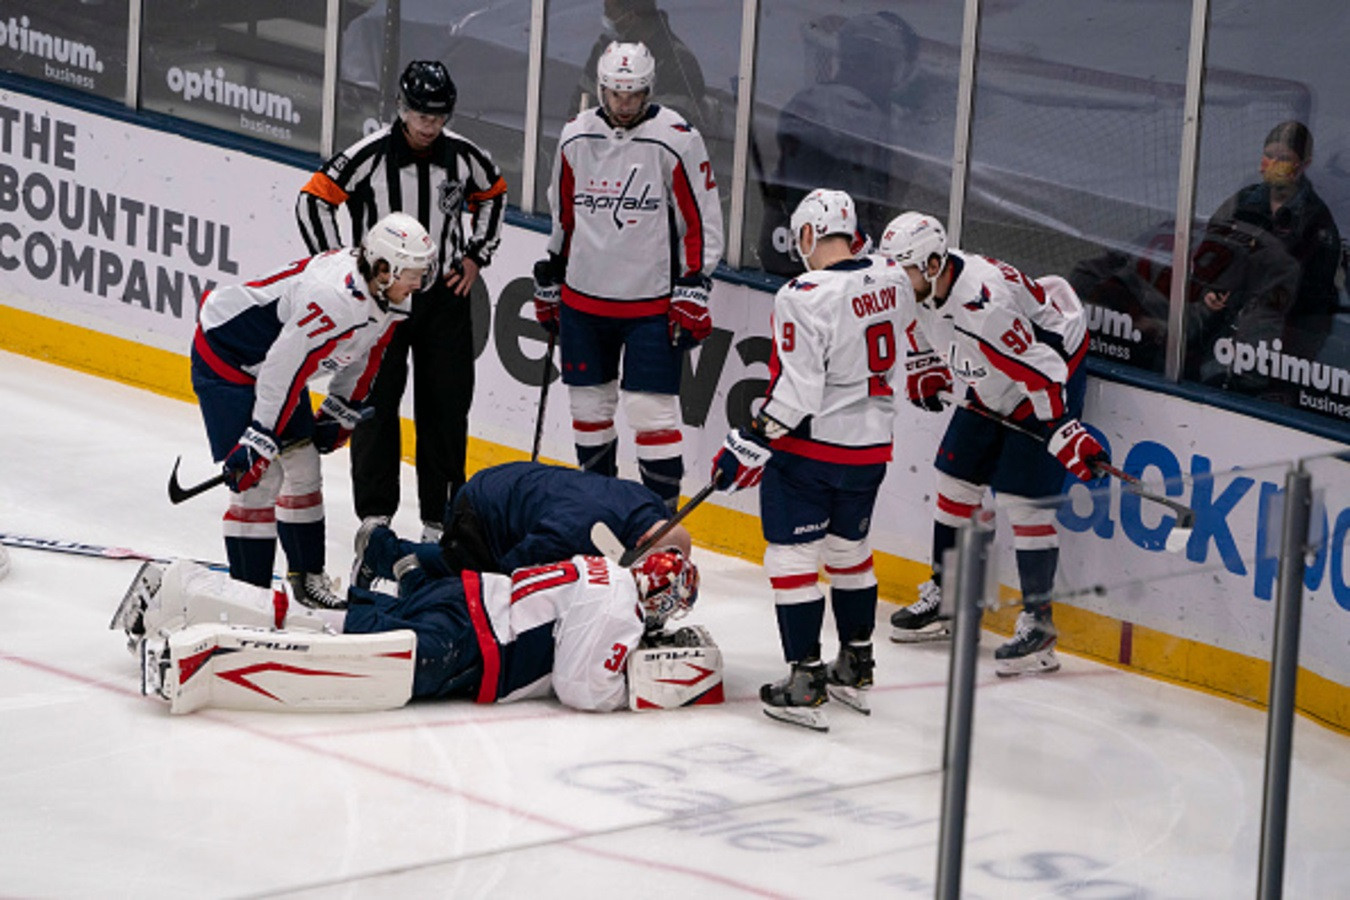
[297,60,507,541]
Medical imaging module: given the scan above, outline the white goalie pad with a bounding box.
[627,625,724,711]
[142,622,416,715]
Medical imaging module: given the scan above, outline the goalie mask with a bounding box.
[597,41,655,126]
[632,550,698,631]
[361,212,438,301]
[880,211,948,291]
[789,188,856,270]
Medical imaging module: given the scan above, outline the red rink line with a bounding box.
[0,650,792,898]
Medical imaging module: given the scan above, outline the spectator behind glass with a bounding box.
[1195,121,1343,390]
[756,11,924,276]
[574,0,710,134]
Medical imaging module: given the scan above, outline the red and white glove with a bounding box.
[1047,418,1108,482]
[668,277,712,348]
[904,350,953,413]
[710,429,772,493]
[222,422,279,492]
[313,395,370,454]
[532,258,562,336]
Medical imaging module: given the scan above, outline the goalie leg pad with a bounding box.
[144,622,416,714]
[628,625,724,710]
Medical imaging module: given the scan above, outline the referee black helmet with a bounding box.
[400,60,457,117]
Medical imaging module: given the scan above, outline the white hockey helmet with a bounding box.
[880,211,948,278]
[789,188,856,267]
[361,212,438,294]
[632,550,699,631]
[597,41,656,94]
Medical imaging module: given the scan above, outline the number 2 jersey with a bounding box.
[761,255,917,464]
[907,251,1087,425]
[464,555,645,712]
[193,249,406,434]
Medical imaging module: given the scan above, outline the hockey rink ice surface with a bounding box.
[1,349,1347,899]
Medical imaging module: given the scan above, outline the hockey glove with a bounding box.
[904,350,954,413]
[532,257,562,336]
[313,395,371,454]
[668,276,712,348]
[1047,417,1109,482]
[223,422,280,492]
[710,428,772,493]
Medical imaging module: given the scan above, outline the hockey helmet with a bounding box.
[789,188,856,266]
[880,211,948,283]
[399,60,457,118]
[361,212,438,295]
[632,550,699,631]
[597,41,656,94]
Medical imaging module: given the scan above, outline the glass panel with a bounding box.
[966,1,1191,376]
[336,0,533,196]
[536,1,741,221]
[0,2,129,102]
[1187,1,1349,426]
[139,1,326,153]
[746,2,961,276]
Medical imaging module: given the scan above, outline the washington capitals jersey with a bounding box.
[547,104,723,318]
[297,123,507,275]
[194,250,401,434]
[761,255,916,465]
[460,462,669,573]
[908,252,1087,423]
[465,556,645,712]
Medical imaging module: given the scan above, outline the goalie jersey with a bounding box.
[761,255,916,464]
[466,555,644,712]
[547,104,723,318]
[910,252,1087,424]
[194,250,404,434]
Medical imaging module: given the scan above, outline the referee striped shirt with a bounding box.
[297,123,507,276]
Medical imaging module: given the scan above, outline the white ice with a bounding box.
[1,349,1346,899]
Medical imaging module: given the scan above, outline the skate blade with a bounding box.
[995,648,1061,677]
[826,684,871,715]
[889,624,952,644]
[140,637,169,700]
[762,703,829,732]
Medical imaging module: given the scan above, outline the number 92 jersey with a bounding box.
[760,255,917,465]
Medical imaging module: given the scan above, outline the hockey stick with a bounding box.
[168,458,226,504]
[595,480,717,568]
[950,400,1197,548]
[0,533,225,568]
[531,330,557,463]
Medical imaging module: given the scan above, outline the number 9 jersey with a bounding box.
[760,255,917,465]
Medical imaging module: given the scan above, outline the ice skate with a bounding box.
[994,610,1060,676]
[350,516,390,590]
[287,571,347,610]
[761,660,829,732]
[140,630,171,701]
[826,641,874,715]
[110,561,165,654]
[889,579,951,643]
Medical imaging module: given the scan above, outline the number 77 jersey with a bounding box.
[760,255,917,465]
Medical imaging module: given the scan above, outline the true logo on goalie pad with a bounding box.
[627,639,724,711]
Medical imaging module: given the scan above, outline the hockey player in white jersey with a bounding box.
[191,212,436,609]
[879,211,1109,675]
[710,189,915,731]
[533,40,724,511]
[113,549,717,715]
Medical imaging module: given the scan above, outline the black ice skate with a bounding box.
[350,516,390,590]
[994,610,1060,676]
[110,560,164,654]
[287,571,347,610]
[889,579,951,643]
[826,641,874,715]
[761,659,829,732]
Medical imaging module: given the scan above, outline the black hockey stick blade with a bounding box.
[619,480,717,567]
[168,457,227,504]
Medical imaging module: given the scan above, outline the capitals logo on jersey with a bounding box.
[964,285,992,312]
[573,165,661,230]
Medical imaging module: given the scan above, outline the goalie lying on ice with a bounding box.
[112,551,722,715]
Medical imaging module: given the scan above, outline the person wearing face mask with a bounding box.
[1199,120,1342,372]
[708,189,914,732]
[297,60,508,544]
